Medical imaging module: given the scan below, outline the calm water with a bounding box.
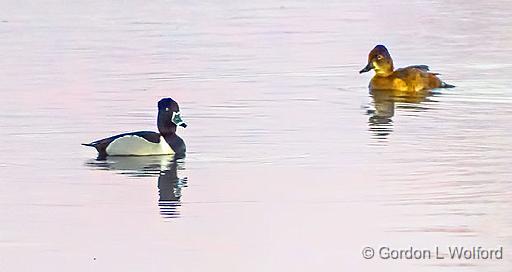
[1,1,511,271]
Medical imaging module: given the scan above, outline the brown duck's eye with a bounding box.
[376,55,383,60]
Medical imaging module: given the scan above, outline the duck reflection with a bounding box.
[367,89,439,141]
[157,161,187,219]
[86,155,188,220]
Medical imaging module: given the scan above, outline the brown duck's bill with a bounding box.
[359,62,374,74]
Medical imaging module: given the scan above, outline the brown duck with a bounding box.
[360,45,454,92]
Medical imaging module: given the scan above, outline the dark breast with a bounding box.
[164,135,186,158]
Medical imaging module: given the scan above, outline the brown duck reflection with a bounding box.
[85,156,188,220]
[367,89,439,141]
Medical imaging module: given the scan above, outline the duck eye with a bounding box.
[376,55,382,60]
[165,107,169,111]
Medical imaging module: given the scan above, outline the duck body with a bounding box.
[370,65,443,92]
[83,98,187,159]
[83,131,185,157]
[360,45,454,92]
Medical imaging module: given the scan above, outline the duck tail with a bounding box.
[440,81,455,88]
[82,142,108,158]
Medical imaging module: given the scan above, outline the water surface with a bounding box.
[1,1,511,271]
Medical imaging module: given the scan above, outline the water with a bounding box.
[1,1,511,271]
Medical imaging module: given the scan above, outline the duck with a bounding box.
[359,45,454,92]
[82,98,187,159]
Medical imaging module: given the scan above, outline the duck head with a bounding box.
[359,45,394,76]
[157,98,187,135]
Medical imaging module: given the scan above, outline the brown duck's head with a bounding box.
[359,45,394,76]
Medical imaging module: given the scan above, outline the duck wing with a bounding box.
[404,65,430,71]
[405,65,442,75]
[82,131,161,157]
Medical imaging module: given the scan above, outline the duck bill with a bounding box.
[359,62,374,74]
[171,112,187,128]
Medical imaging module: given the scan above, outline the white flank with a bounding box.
[106,136,174,156]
